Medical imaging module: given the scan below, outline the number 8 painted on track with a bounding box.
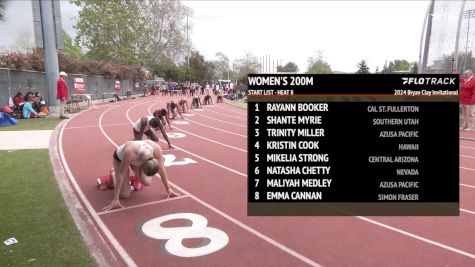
[141,213,229,257]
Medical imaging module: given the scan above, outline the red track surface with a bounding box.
[55,96,475,267]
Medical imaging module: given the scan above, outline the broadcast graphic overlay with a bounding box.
[247,74,459,216]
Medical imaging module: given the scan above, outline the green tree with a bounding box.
[187,51,212,82]
[388,62,397,73]
[306,52,332,74]
[0,0,7,22]
[382,59,412,73]
[276,61,299,73]
[232,52,260,84]
[153,58,179,81]
[356,60,370,74]
[375,65,380,74]
[62,30,82,60]
[213,52,230,80]
[72,0,150,65]
[393,59,411,72]
[141,0,190,66]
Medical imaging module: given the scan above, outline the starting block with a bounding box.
[97,174,143,191]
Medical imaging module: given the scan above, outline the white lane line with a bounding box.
[190,111,247,127]
[219,101,248,115]
[461,208,475,215]
[203,106,247,121]
[65,122,131,130]
[461,145,475,150]
[59,104,138,267]
[168,125,247,152]
[182,118,247,138]
[461,154,475,159]
[118,100,317,266]
[97,195,190,216]
[356,216,475,260]
[461,166,475,171]
[461,183,475,189]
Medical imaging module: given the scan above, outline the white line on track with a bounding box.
[461,166,475,171]
[461,154,475,159]
[97,195,190,216]
[190,110,247,127]
[203,106,247,121]
[60,103,138,267]
[182,118,247,138]
[461,145,475,150]
[461,183,475,189]
[65,122,131,130]
[219,101,248,115]
[461,208,475,215]
[356,216,475,260]
[167,125,247,152]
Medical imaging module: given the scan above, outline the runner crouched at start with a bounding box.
[133,115,173,149]
[191,95,202,109]
[103,140,180,211]
[166,100,184,119]
[178,97,188,113]
[216,89,223,103]
[203,94,213,105]
[153,108,172,130]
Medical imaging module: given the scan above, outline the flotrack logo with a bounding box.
[401,77,456,85]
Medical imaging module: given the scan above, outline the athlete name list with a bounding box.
[247,74,459,216]
[251,103,330,202]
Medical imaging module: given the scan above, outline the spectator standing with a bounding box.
[460,69,475,131]
[57,71,69,119]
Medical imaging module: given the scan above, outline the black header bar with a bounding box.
[247,74,459,95]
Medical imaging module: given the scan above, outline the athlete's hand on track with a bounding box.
[167,189,180,199]
[103,199,123,211]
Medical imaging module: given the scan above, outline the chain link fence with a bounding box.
[0,68,140,106]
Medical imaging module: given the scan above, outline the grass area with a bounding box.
[0,117,62,131]
[0,150,96,266]
[228,99,248,109]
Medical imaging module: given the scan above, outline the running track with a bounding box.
[54,95,475,267]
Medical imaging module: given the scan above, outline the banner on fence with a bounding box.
[74,78,86,93]
[115,80,121,91]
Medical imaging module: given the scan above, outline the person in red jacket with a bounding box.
[57,71,69,119]
[460,69,475,131]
